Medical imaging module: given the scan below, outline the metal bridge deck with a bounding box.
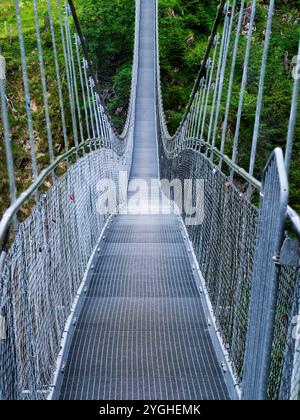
[57,0,229,400]
[58,215,229,400]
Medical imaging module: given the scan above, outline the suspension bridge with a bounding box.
[0,0,299,400]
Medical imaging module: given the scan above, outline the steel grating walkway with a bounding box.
[57,0,229,400]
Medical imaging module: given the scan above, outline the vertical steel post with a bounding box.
[206,4,229,151]
[57,0,78,151]
[189,92,199,139]
[14,0,38,181]
[200,35,219,142]
[230,0,257,180]
[219,0,245,169]
[210,0,236,160]
[192,78,204,139]
[75,35,91,139]
[47,0,69,154]
[0,55,17,209]
[195,61,211,140]
[83,59,96,138]
[96,94,106,138]
[33,0,54,164]
[89,77,100,138]
[64,4,83,145]
[248,0,275,180]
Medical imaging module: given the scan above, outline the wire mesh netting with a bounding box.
[156,0,300,400]
[0,0,138,400]
[0,147,131,400]
[275,267,300,400]
[0,0,299,401]
[159,145,258,383]
[158,132,300,401]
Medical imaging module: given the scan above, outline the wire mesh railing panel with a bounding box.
[156,0,300,399]
[242,149,288,400]
[0,0,299,401]
[0,0,139,400]
[270,265,300,400]
[158,144,258,383]
[0,148,127,400]
[288,270,300,400]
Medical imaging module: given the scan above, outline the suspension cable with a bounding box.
[166,0,227,139]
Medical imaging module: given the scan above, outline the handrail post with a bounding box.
[242,149,289,400]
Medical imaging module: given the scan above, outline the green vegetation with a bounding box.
[0,0,299,217]
[158,0,219,131]
[78,0,300,210]
[75,0,135,130]
[0,0,135,217]
[0,0,73,217]
[157,0,300,211]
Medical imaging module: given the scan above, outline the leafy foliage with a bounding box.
[0,0,299,216]
[76,0,135,130]
[0,0,73,217]
[158,0,300,211]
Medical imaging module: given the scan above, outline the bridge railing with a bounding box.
[0,0,140,400]
[155,0,300,399]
